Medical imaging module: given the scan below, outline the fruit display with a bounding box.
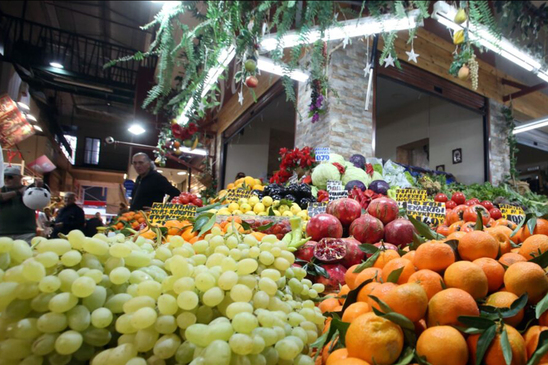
[171,192,203,207]
[318,218,548,365]
[0,226,325,364]
[215,195,310,221]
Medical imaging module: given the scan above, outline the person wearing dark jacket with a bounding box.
[129,153,180,211]
[84,212,104,237]
[52,192,85,237]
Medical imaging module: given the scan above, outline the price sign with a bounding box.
[396,189,428,207]
[287,172,299,185]
[308,202,328,217]
[404,200,446,227]
[314,147,330,162]
[149,203,197,224]
[225,189,253,203]
[500,204,526,225]
[326,180,348,201]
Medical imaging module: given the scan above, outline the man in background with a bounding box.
[0,166,38,243]
[52,192,85,237]
[84,212,104,237]
[130,153,180,211]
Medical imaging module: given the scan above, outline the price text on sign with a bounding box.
[308,202,328,217]
[405,200,446,227]
[326,180,343,192]
[499,204,526,225]
[396,189,428,203]
[149,203,197,224]
[225,189,253,203]
[314,147,330,162]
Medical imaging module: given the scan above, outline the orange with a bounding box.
[332,358,371,365]
[357,282,381,303]
[446,231,466,241]
[524,326,548,363]
[485,292,524,327]
[384,283,428,322]
[444,261,489,300]
[373,250,400,269]
[540,310,548,327]
[354,268,382,288]
[401,250,415,264]
[342,302,371,323]
[499,253,527,267]
[513,227,525,244]
[416,326,468,365]
[338,285,351,304]
[319,297,341,314]
[427,288,479,327]
[519,234,548,260]
[473,258,505,293]
[495,218,518,230]
[326,348,349,365]
[486,228,512,255]
[345,265,361,290]
[467,325,526,365]
[522,218,548,240]
[367,283,397,311]
[414,242,455,272]
[381,258,416,285]
[489,224,514,238]
[345,312,403,365]
[408,269,444,300]
[504,261,548,304]
[457,231,499,261]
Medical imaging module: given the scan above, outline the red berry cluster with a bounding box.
[171,123,198,141]
[171,192,203,207]
[317,190,329,202]
[270,147,317,184]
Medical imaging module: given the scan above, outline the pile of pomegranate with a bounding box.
[296,196,416,290]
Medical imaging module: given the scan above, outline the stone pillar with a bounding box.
[295,41,373,158]
[488,99,510,185]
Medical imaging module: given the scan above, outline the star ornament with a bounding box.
[342,34,350,49]
[406,48,420,63]
[238,90,244,105]
[363,62,371,77]
[383,54,395,68]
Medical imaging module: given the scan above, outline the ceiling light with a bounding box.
[179,146,208,156]
[513,116,548,134]
[128,124,146,135]
[257,57,309,82]
[433,1,547,81]
[25,114,37,122]
[157,170,164,173]
[33,125,43,132]
[177,171,187,175]
[260,10,420,52]
[50,62,64,69]
[123,173,127,180]
[17,102,30,111]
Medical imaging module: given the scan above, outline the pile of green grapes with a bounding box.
[0,226,325,365]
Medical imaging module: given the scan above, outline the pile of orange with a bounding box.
[321,218,548,365]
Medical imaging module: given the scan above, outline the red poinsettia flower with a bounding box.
[171,124,183,138]
[332,162,346,175]
[187,123,198,134]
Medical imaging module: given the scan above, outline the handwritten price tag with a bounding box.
[404,200,446,227]
[326,180,348,201]
[149,203,197,224]
[308,202,328,217]
[314,147,330,162]
[500,204,526,225]
[225,189,253,203]
[396,189,428,207]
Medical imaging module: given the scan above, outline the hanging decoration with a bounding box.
[406,36,420,63]
[270,147,317,185]
[383,54,396,68]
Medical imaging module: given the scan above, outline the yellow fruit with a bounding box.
[235,178,244,185]
[232,210,242,215]
[253,203,265,214]
[262,196,273,207]
[257,212,267,216]
[282,211,294,217]
[274,210,281,216]
[248,196,259,206]
[244,176,255,186]
[458,65,469,81]
[453,29,465,45]
[278,205,289,213]
[290,204,302,215]
[253,184,264,191]
[228,203,240,212]
[454,8,467,24]
[238,198,248,205]
[297,211,308,220]
[240,203,252,213]
[254,179,262,186]
[217,208,231,215]
[226,183,235,189]
[246,211,256,216]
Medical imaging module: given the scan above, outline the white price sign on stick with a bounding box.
[314,147,330,162]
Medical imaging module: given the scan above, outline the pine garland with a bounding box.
[502,105,519,183]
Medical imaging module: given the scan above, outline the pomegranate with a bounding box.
[384,218,416,247]
[316,264,347,290]
[326,198,362,226]
[341,237,365,268]
[305,213,343,241]
[295,241,317,262]
[367,197,399,225]
[313,238,347,263]
[349,215,384,244]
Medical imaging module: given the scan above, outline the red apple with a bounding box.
[245,76,258,88]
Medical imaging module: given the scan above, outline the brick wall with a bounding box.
[489,99,510,185]
[295,40,373,159]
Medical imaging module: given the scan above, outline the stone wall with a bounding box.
[489,99,511,185]
[295,40,373,159]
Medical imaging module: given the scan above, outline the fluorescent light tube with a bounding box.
[17,102,30,111]
[260,10,420,52]
[128,125,146,135]
[179,146,207,156]
[257,57,309,82]
[33,125,43,132]
[26,114,37,122]
[177,171,187,175]
[513,116,548,134]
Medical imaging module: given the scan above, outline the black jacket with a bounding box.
[52,204,86,237]
[130,170,180,211]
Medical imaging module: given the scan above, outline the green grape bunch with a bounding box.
[0,225,325,365]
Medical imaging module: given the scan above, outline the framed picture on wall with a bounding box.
[436,165,445,172]
[452,148,462,164]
